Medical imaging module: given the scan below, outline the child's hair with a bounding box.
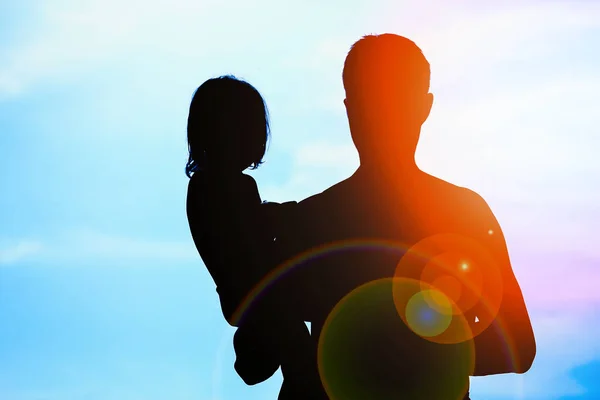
[185,75,270,178]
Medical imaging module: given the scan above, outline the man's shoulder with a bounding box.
[424,172,488,207]
[297,174,356,209]
[417,172,498,232]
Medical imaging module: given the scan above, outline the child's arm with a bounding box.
[187,173,287,385]
[186,172,270,324]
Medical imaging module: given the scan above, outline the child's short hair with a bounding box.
[186,75,270,177]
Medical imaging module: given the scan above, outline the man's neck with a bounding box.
[358,154,421,181]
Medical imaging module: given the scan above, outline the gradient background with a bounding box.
[1,0,599,399]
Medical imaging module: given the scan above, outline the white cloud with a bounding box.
[413,2,600,86]
[0,0,372,99]
[258,141,359,203]
[295,141,358,170]
[0,229,195,267]
[277,1,600,109]
[2,0,598,107]
[61,229,197,262]
[0,0,244,97]
[0,240,43,265]
[416,72,600,194]
[0,231,199,266]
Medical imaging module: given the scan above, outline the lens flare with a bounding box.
[394,233,503,344]
[318,278,474,400]
[405,289,453,337]
[420,252,484,317]
[429,274,462,307]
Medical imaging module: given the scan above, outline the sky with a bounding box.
[1,0,599,398]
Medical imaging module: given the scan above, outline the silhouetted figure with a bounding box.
[184,76,313,397]
[248,34,537,399]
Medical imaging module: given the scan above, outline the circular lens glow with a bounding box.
[394,233,503,343]
[405,289,453,337]
[318,278,474,400]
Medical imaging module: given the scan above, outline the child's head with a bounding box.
[186,75,270,177]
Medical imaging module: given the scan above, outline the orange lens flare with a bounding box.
[394,233,503,344]
[405,289,453,337]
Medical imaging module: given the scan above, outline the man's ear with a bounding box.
[427,93,434,109]
[344,98,351,115]
[421,93,434,123]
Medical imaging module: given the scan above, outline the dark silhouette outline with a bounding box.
[185,76,314,396]
[268,34,536,399]
[186,34,537,399]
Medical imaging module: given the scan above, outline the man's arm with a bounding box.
[256,195,332,322]
[467,191,536,375]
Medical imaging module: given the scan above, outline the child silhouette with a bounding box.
[185,75,312,393]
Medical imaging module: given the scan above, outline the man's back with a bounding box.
[273,168,508,399]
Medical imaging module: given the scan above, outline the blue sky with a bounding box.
[1,0,599,399]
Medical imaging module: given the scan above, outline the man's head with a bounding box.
[342,34,433,167]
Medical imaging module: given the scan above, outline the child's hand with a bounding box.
[233,325,281,385]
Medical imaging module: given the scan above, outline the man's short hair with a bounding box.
[342,34,431,99]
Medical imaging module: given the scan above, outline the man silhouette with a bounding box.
[242,34,536,399]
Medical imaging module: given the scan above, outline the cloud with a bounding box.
[60,229,198,262]
[295,141,358,171]
[277,1,600,109]
[0,240,43,265]
[259,141,359,203]
[413,2,600,86]
[0,0,239,97]
[0,230,200,267]
[0,0,372,99]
